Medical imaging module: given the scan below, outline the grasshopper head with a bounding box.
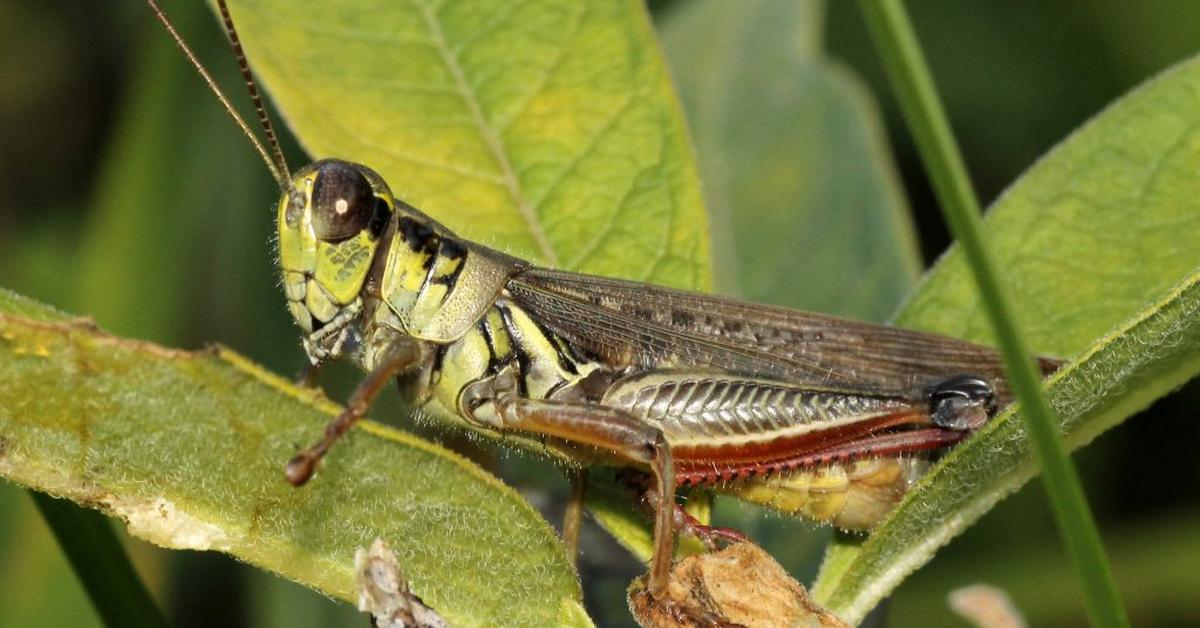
[277,159,394,355]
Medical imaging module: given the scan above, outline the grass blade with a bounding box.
[855,1,1128,625]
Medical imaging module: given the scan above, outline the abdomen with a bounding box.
[600,371,928,529]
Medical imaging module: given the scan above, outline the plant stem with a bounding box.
[31,492,169,628]
[855,1,1129,626]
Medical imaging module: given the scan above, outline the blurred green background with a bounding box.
[1,1,1198,626]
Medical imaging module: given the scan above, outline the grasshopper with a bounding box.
[148,0,1058,598]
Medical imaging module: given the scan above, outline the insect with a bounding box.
[148,0,1058,598]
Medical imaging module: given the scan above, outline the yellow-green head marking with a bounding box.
[276,158,518,365]
[278,159,393,340]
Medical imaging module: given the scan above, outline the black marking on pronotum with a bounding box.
[440,237,466,261]
[398,215,438,254]
[413,234,442,296]
[429,238,469,290]
[496,304,531,398]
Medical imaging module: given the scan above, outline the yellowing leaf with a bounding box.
[228,0,711,289]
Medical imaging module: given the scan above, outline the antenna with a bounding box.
[145,0,290,190]
[215,0,290,180]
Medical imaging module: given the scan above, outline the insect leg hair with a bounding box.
[285,337,421,486]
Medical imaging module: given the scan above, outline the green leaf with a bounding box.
[0,290,589,627]
[659,0,921,320]
[894,59,1200,354]
[226,0,711,289]
[812,55,1200,622]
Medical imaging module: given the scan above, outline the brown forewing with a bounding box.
[508,267,1059,405]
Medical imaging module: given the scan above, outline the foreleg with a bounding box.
[286,337,421,486]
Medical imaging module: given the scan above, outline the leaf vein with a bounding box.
[415,0,559,264]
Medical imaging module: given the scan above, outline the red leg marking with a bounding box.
[675,426,968,487]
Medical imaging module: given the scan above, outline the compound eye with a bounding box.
[311,161,375,241]
[929,375,996,431]
[930,375,994,405]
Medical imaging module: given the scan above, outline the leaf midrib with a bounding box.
[414,0,559,265]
